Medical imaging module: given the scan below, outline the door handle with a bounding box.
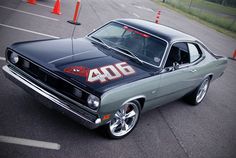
[190,69,197,73]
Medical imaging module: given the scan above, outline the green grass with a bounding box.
[164,0,236,15]
[154,0,236,39]
[193,0,236,16]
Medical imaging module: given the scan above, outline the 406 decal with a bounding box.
[64,62,135,83]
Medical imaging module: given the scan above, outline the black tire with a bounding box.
[184,77,211,105]
[103,100,141,139]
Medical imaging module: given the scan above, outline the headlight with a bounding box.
[87,94,100,110]
[9,52,19,64]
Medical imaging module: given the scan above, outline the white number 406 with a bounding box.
[87,62,135,83]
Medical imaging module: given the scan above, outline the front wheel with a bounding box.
[105,100,141,139]
[185,77,211,105]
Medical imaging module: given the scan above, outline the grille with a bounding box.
[11,54,89,107]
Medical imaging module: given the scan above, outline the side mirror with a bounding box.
[173,62,180,70]
[164,62,180,72]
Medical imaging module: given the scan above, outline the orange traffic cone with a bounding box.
[52,0,61,15]
[155,10,161,24]
[233,50,236,59]
[231,50,236,60]
[68,0,81,25]
[27,0,36,5]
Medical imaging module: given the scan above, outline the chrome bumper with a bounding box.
[2,65,100,129]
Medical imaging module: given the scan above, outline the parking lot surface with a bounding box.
[0,0,235,158]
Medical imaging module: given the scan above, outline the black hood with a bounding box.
[9,38,157,94]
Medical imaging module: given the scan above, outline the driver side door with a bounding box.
[157,42,201,105]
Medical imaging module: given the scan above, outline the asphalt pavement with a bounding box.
[0,0,235,158]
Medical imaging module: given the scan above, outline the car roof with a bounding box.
[114,19,197,43]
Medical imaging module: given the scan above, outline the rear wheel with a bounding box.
[105,100,141,139]
[185,77,210,105]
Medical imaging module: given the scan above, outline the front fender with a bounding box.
[99,74,161,115]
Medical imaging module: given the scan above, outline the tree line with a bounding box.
[205,0,235,7]
[162,0,236,7]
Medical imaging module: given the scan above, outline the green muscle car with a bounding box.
[2,19,227,139]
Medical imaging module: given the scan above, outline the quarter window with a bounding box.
[188,43,201,63]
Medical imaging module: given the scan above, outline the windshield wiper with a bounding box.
[115,47,144,65]
[90,36,111,49]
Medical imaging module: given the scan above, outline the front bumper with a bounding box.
[2,65,101,129]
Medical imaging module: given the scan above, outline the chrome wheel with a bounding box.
[196,78,209,103]
[109,101,140,137]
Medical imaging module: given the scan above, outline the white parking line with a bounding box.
[35,3,53,9]
[133,13,140,18]
[0,135,61,150]
[0,57,6,61]
[134,5,154,13]
[0,5,59,21]
[0,23,59,38]
[22,0,53,8]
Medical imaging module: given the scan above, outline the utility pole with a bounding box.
[189,0,193,9]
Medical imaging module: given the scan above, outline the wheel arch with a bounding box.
[137,98,146,110]
[208,74,213,80]
[204,73,213,81]
[122,95,146,110]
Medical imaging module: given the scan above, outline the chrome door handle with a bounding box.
[190,69,197,73]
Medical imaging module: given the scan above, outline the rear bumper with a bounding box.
[2,65,100,129]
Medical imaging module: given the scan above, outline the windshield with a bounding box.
[88,22,167,67]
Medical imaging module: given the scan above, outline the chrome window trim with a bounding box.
[197,41,218,58]
[161,40,205,70]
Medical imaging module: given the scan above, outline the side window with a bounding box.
[165,42,189,67]
[188,43,201,63]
